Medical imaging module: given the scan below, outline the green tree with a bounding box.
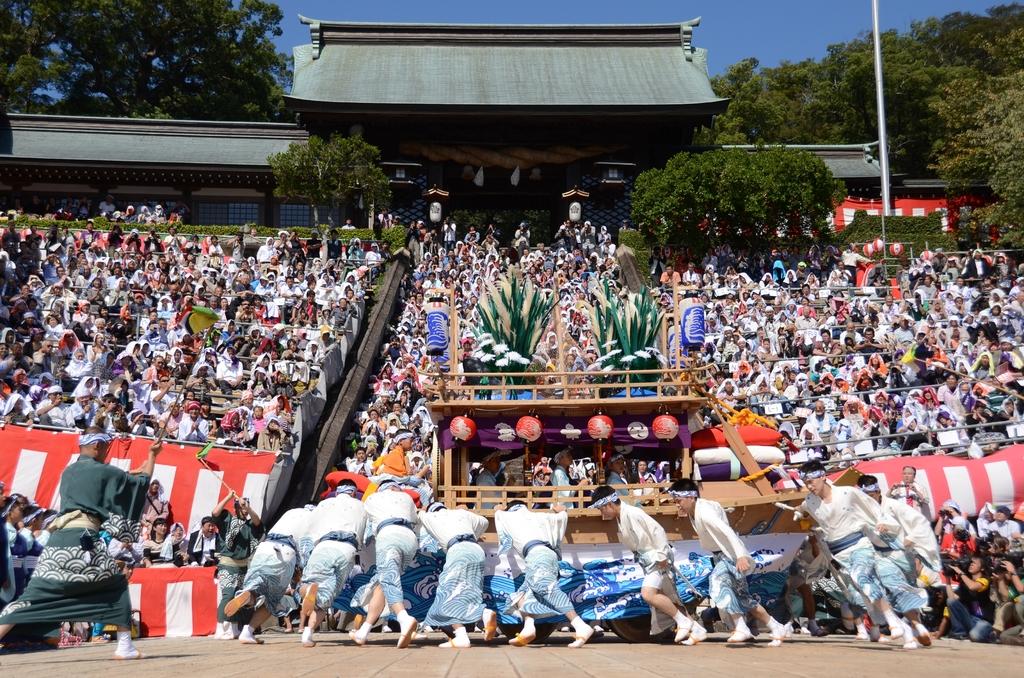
[1,0,289,120]
[0,1,61,111]
[268,134,391,228]
[935,27,1024,232]
[698,5,1024,176]
[631,147,844,252]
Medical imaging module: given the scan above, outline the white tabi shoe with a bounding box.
[568,624,594,649]
[674,619,693,644]
[913,622,932,647]
[727,629,754,643]
[681,624,707,646]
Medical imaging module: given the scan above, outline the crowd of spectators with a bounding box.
[0,206,387,451]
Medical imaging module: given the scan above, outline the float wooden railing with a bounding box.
[428,366,713,405]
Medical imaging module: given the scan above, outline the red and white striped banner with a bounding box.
[128,567,218,637]
[833,197,948,230]
[777,445,1024,520]
[0,426,278,532]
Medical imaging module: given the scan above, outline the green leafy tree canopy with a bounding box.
[1,0,289,120]
[268,134,392,227]
[631,147,844,252]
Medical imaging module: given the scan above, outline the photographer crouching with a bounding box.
[933,555,996,642]
[992,552,1024,644]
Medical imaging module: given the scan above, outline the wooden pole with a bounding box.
[672,280,682,369]
[448,287,461,375]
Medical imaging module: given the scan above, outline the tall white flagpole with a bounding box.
[871,0,892,237]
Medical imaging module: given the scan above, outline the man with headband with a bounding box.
[418,501,496,648]
[494,500,594,648]
[590,485,706,645]
[857,474,935,646]
[224,505,315,645]
[796,460,920,648]
[0,427,161,660]
[297,483,367,648]
[349,478,420,648]
[666,479,790,646]
[211,491,264,641]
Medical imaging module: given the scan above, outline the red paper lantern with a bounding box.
[449,416,477,442]
[920,249,933,262]
[515,415,543,442]
[587,415,614,440]
[889,242,904,257]
[652,414,680,441]
[873,238,884,253]
[863,242,874,257]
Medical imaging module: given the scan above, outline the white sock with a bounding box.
[732,615,751,635]
[396,610,414,627]
[116,630,135,655]
[570,616,590,634]
[521,616,537,637]
[454,627,470,643]
[239,625,256,642]
[673,611,691,628]
[301,626,313,643]
[882,608,902,631]
[355,622,372,641]
[856,621,868,637]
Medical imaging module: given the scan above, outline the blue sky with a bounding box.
[272,0,997,74]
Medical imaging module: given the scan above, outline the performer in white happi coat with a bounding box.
[297,484,367,648]
[350,479,420,648]
[857,474,936,646]
[667,479,790,646]
[590,485,707,645]
[796,460,928,649]
[494,501,594,648]
[225,506,315,645]
[418,502,497,648]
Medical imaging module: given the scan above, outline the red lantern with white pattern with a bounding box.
[863,242,874,257]
[920,249,933,262]
[515,415,543,442]
[889,242,904,257]
[449,416,477,442]
[873,238,884,253]
[587,415,614,440]
[652,414,680,441]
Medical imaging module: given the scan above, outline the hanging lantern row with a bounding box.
[453,414,683,443]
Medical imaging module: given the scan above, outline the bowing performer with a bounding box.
[418,502,497,648]
[224,505,315,645]
[666,479,790,646]
[350,479,420,648]
[297,483,367,648]
[590,485,707,645]
[494,501,594,648]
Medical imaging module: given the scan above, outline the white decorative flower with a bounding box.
[496,423,516,442]
[492,343,509,354]
[495,357,510,367]
[635,350,651,359]
[621,355,636,364]
[561,424,582,440]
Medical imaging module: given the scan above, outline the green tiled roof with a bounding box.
[288,18,728,111]
[0,114,307,168]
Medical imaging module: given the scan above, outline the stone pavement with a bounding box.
[1,632,1021,677]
